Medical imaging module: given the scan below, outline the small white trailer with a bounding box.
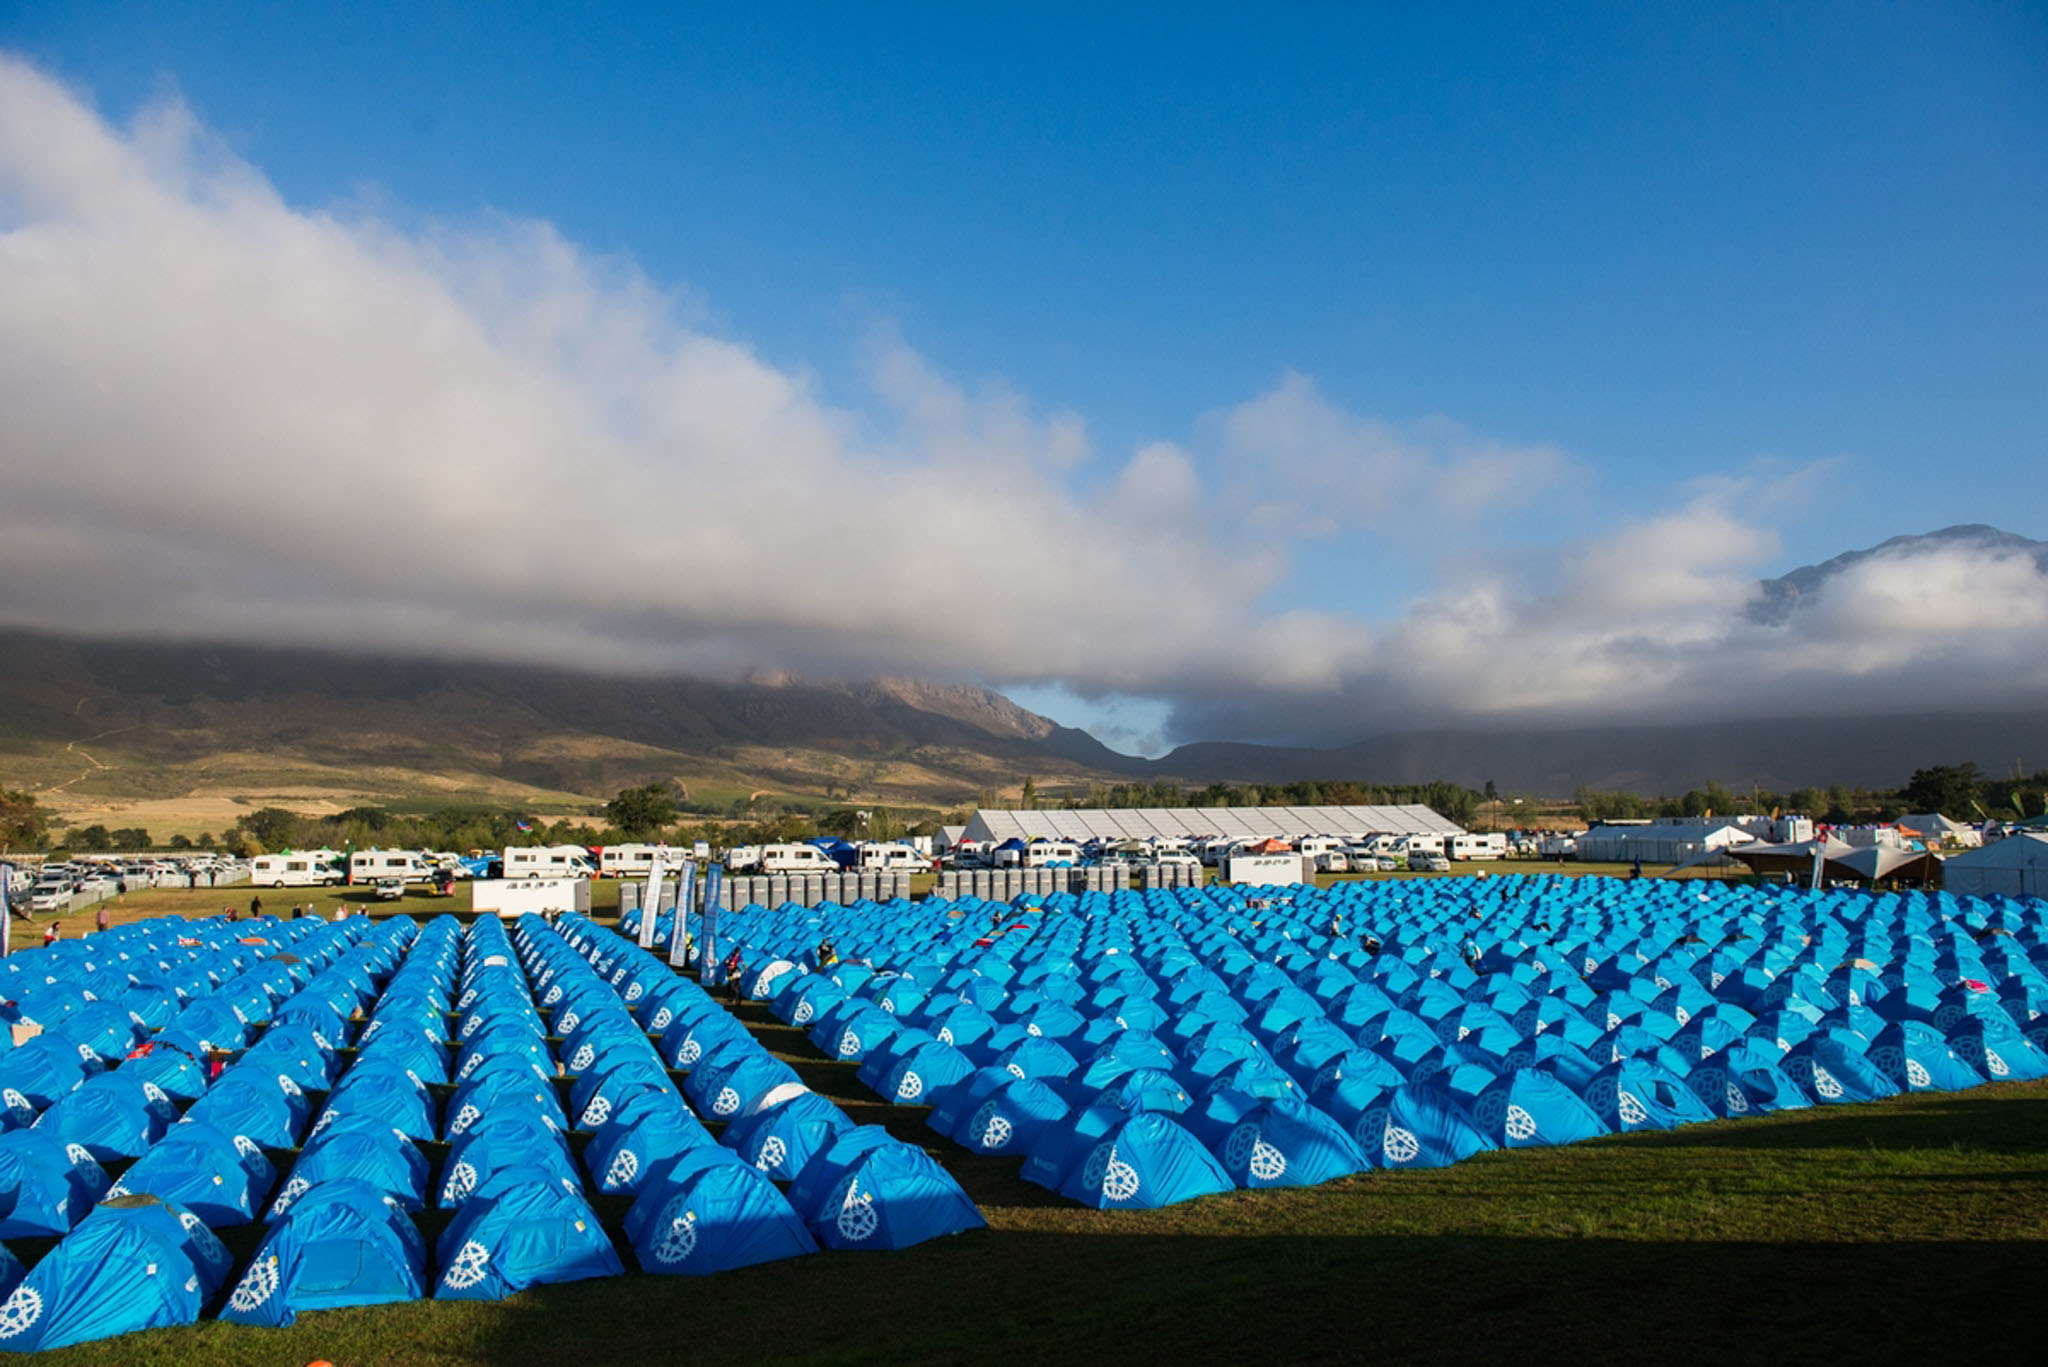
[471,877,591,918]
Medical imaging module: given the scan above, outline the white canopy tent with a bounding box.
[1942,834,2048,897]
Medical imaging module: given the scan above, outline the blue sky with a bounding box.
[2,4,2045,752]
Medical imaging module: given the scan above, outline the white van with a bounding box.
[348,849,432,884]
[1297,836,1351,873]
[759,843,838,874]
[1023,841,1083,868]
[251,850,347,887]
[600,843,677,877]
[857,843,927,872]
[503,845,596,879]
[1447,833,1507,861]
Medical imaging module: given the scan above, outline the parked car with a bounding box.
[373,877,405,901]
[1407,851,1450,873]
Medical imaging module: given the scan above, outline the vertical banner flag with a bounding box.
[0,869,10,959]
[638,857,665,950]
[668,859,695,967]
[699,863,724,985]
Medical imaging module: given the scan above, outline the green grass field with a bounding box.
[20,890,2048,1366]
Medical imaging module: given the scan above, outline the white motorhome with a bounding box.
[857,843,927,872]
[1446,833,1507,861]
[600,843,678,877]
[502,845,596,879]
[1297,836,1351,873]
[758,843,838,874]
[1023,840,1084,868]
[348,849,433,884]
[251,850,346,887]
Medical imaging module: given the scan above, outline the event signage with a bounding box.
[638,859,665,950]
[668,859,695,967]
[699,863,724,984]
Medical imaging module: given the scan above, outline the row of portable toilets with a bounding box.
[930,863,1204,901]
[626,870,914,916]
[654,874,2048,1210]
[0,909,982,1352]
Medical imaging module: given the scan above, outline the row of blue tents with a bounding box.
[680,875,2048,1206]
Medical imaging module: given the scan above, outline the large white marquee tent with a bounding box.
[962,804,1462,845]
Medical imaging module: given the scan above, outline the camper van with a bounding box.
[1446,833,1507,861]
[599,844,679,877]
[1022,840,1084,869]
[348,849,433,884]
[857,843,927,873]
[1296,836,1352,874]
[756,843,839,875]
[502,845,597,879]
[251,850,347,887]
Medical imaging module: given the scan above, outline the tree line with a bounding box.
[1574,764,2048,826]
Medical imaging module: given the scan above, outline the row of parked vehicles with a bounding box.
[4,854,251,912]
[941,831,1506,873]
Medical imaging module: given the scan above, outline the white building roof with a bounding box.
[962,803,1462,844]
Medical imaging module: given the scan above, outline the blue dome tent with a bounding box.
[0,1195,232,1352]
[625,1145,819,1276]
[222,1178,427,1326]
[433,1165,621,1300]
[800,1139,984,1250]
[0,1130,109,1237]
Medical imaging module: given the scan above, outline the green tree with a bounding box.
[237,807,305,850]
[604,783,678,838]
[0,789,48,854]
[1899,764,1984,820]
[1020,776,1038,810]
[72,824,112,852]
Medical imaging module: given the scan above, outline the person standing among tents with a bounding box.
[817,938,839,971]
[249,894,263,918]
[42,921,59,948]
[94,904,111,935]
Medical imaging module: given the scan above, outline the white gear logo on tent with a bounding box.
[679,1039,703,1065]
[277,1074,302,1098]
[443,1239,491,1290]
[626,982,645,1003]
[444,1160,478,1204]
[756,1135,789,1172]
[142,1081,172,1109]
[1382,1126,1421,1164]
[461,1015,481,1039]
[1616,1090,1649,1126]
[0,1286,42,1339]
[1811,1065,1845,1099]
[233,1133,263,1159]
[651,1008,673,1032]
[1906,1059,1931,1088]
[838,1030,862,1058]
[271,1175,310,1216]
[1725,1080,1750,1114]
[896,1072,924,1102]
[451,1104,481,1135]
[570,1045,596,1073]
[712,1087,741,1117]
[459,1055,482,1081]
[975,1105,1012,1151]
[1,1089,31,1122]
[794,1002,814,1024]
[1504,1105,1538,1142]
[834,1178,880,1242]
[1098,1145,1141,1202]
[1244,1135,1288,1182]
[654,1200,698,1265]
[228,1255,279,1312]
[558,1012,580,1035]
[582,1094,613,1128]
[1985,1048,2009,1077]
[604,1148,639,1189]
[936,1027,954,1045]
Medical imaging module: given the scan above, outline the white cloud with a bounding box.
[1217,371,1574,535]
[0,54,2038,755]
